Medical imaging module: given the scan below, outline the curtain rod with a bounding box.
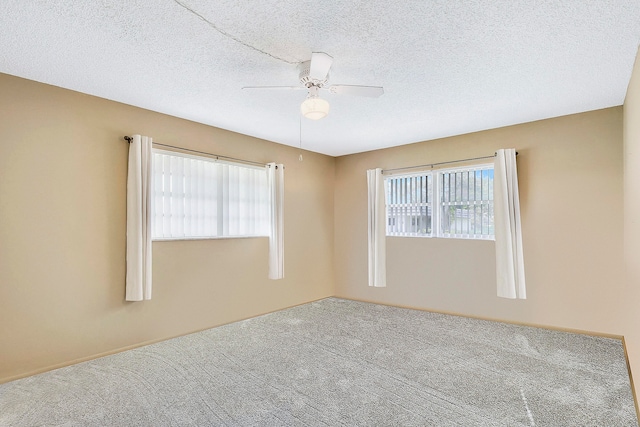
[382,152,518,174]
[123,136,268,168]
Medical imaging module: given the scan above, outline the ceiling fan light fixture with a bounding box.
[301,96,330,120]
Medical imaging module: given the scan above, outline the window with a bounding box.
[387,174,433,236]
[152,149,270,240]
[385,164,494,239]
[439,166,494,239]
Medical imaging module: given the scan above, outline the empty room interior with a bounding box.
[2,1,640,425]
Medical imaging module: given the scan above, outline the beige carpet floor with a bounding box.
[0,298,637,426]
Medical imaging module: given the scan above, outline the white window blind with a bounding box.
[387,173,433,237]
[386,164,494,240]
[152,150,270,239]
[439,166,494,239]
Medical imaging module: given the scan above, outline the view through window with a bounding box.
[386,164,494,239]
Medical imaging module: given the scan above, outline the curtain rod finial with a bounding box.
[124,136,132,143]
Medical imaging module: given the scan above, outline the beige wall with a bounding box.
[335,107,625,335]
[0,73,335,382]
[624,47,640,403]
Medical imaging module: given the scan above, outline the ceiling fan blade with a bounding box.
[329,85,384,97]
[242,86,304,91]
[309,52,333,81]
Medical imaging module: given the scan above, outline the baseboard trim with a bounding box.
[622,337,640,422]
[334,296,624,340]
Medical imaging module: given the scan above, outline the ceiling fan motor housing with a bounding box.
[298,60,328,88]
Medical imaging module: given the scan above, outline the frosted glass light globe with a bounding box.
[300,97,330,120]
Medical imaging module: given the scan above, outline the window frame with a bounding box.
[151,148,270,241]
[385,162,495,241]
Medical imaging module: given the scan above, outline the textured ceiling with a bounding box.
[1,1,639,156]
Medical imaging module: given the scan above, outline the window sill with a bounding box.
[387,234,495,241]
[152,235,269,242]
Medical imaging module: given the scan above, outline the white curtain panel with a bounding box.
[494,148,526,299]
[367,168,386,287]
[126,135,153,301]
[267,163,284,280]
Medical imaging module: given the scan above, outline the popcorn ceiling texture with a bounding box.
[0,0,639,155]
[0,298,636,426]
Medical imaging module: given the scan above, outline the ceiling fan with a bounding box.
[242,52,384,120]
